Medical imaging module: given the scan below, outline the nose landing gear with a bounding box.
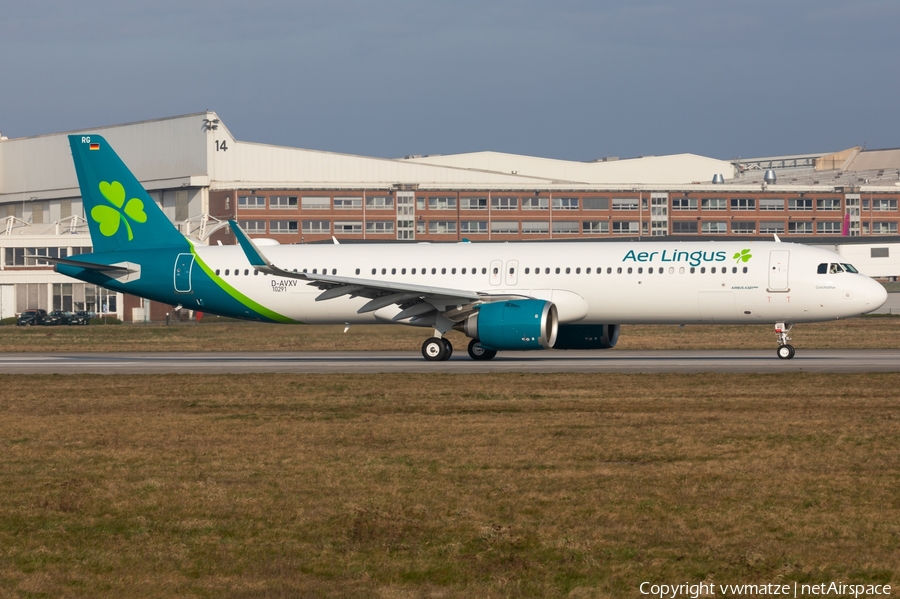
[775,322,795,359]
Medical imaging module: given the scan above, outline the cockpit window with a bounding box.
[817,263,827,274]
[829,263,845,274]
[841,263,859,273]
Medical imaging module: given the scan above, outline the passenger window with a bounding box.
[508,267,513,274]
[586,267,591,274]
[372,268,376,275]
[493,267,499,275]
[678,267,684,274]
[452,268,457,274]
[565,267,570,274]
[382,268,387,275]
[817,263,827,274]
[254,270,259,276]
[525,268,530,274]
[701,267,706,274]
[627,267,633,274]
[462,268,467,274]
[637,267,643,274]
[225,269,230,275]
[401,268,406,275]
[555,267,561,274]
[669,267,674,274]
[648,267,653,274]
[441,268,446,274]
[743,266,748,273]
[391,268,396,275]
[482,268,487,274]
[355,268,360,275]
[690,267,695,274]
[312,269,317,274]
[545,267,550,274]
[411,268,416,274]
[432,268,437,274]
[608,267,613,274]
[617,267,622,274]
[576,267,581,274]
[215,269,220,275]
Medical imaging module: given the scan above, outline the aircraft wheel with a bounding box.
[777,344,795,360]
[468,339,498,361]
[422,337,447,361]
[440,338,453,361]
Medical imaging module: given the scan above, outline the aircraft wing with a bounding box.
[229,220,526,324]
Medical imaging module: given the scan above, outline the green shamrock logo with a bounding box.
[733,249,752,263]
[91,180,147,241]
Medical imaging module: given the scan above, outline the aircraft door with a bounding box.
[768,250,790,292]
[505,260,519,286]
[489,260,502,286]
[174,253,195,293]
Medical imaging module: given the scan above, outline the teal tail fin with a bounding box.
[68,134,188,252]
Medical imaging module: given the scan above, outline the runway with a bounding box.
[1,349,899,374]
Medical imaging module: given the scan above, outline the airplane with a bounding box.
[50,134,887,361]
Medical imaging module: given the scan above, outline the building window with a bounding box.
[872,199,898,211]
[701,221,727,234]
[612,198,639,211]
[759,221,785,234]
[364,196,392,210]
[552,221,579,234]
[522,197,549,210]
[582,197,609,210]
[788,221,813,234]
[789,198,813,210]
[817,198,841,211]
[872,222,898,234]
[701,198,727,210]
[730,198,755,210]
[238,196,266,209]
[270,196,298,209]
[428,221,457,233]
[553,197,579,210]
[301,197,331,210]
[271,220,299,234]
[5,246,68,266]
[582,221,609,234]
[365,221,394,234]
[612,221,640,234]
[672,197,698,210]
[239,220,266,234]
[871,247,889,258]
[817,221,842,234]
[334,197,363,210]
[731,221,756,234]
[428,197,457,210]
[522,221,549,233]
[759,198,784,211]
[490,221,518,234]
[460,197,487,210]
[335,221,363,234]
[461,221,488,234]
[672,221,698,234]
[491,197,518,210]
[301,220,329,234]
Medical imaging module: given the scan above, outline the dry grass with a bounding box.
[1,373,898,598]
[2,316,900,353]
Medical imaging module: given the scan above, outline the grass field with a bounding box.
[2,316,900,353]
[2,373,898,598]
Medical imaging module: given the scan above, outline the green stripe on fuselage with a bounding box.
[189,242,297,324]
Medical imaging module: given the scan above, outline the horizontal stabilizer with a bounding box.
[30,255,134,273]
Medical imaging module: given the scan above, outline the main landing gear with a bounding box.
[421,337,453,361]
[775,322,795,360]
[467,339,497,361]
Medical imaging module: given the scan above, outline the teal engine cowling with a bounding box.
[456,300,558,351]
[553,324,620,350]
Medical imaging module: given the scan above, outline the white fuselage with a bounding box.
[195,240,887,325]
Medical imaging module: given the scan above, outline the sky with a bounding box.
[2,0,898,161]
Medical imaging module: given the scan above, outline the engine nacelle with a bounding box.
[553,324,620,350]
[456,299,558,351]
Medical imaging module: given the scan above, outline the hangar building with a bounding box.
[2,111,900,320]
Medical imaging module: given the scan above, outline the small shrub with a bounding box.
[0,317,17,326]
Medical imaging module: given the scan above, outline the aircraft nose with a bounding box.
[861,277,888,311]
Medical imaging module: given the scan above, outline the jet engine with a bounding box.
[552,324,620,350]
[456,299,558,350]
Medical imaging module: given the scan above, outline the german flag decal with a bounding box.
[89,143,100,150]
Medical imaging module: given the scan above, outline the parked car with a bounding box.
[46,310,78,325]
[70,310,96,325]
[16,309,48,326]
